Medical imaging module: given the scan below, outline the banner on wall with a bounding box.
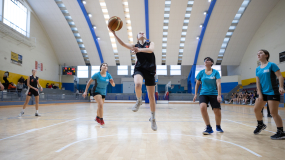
[35,61,43,71]
[280,51,285,63]
[11,51,22,66]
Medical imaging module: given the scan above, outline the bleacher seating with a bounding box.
[241,83,256,92]
[41,88,74,95]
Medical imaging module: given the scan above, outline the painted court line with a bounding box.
[0,118,80,141]
[3,105,88,120]
[224,119,275,133]
[55,133,262,157]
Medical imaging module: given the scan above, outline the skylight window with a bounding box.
[161,0,172,64]
[99,0,121,65]
[186,7,192,11]
[226,32,233,36]
[229,26,236,30]
[177,0,193,64]
[122,0,136,64]
[234,14,242,19]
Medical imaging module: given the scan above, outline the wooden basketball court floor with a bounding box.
[0,102,284,160]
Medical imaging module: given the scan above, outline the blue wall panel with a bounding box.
[78,84,93,92]
[221,82,238,93]
[62,83,74,92]
[111,84,122,93]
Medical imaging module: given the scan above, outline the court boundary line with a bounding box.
[224,119,275,133]
[0,118,80,141]
[55,133,262,157]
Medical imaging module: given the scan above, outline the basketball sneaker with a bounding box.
[253,124,267,134]
[95,117,100,124]
[100,119,105,126]
[203,126,214,135]
[18,111,24,117]
[35,113,41,116]
[149,118,157,131]
[271,131,285,140]
[216,126,224,133]
[132,99,142,112]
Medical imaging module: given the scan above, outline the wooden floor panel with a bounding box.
[0,103,284,160]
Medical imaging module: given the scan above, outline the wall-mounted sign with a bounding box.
[11,51,22,66]
[279,51,285,63]
[35,61,43,71]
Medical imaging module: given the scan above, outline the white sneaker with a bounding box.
[35,113,41,116]
[18,111,24,117]
[132,99,142,112]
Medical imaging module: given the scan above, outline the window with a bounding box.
[195,65,222,78]
[77,66,88,78]
[3,0,29,36]
[170,65,181,75]
[131,66,135,75]
[157,65,167,75]
[117,65,128,75]
[91,66,100,76]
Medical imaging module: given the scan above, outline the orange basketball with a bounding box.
[108,16,123,31]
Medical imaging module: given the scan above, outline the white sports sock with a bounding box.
[138,97,142,101]
[151,111,155,120]
[36,110,38,113]
[22,109,25,112]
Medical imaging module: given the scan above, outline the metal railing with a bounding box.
[0,91,88,102]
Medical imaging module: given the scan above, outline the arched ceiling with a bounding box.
[27,0,280,66]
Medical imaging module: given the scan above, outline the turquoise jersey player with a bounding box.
[83,63,115,126]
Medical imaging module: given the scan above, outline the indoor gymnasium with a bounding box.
[1,0,285,159]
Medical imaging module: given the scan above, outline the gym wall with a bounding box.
[234,0,285,86]
[0,13,60,85]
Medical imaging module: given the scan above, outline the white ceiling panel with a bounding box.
[165,0,188,65]
[26,0,280,67]
[105,0,131,65]
[84,0,116,66]
[182,0,210,65]
[27,0,86,66]
[149,0,165,65]
[62,0,101,66]
[198,0,243,65]
[222,0,279,65]
[128,0,146,44]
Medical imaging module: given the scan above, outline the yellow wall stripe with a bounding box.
[241,71,285,86]
[0,70,61,88]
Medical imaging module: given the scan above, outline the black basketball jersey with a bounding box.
[134,41,156,75]
[29,75,38,88]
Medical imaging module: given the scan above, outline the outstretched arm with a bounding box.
[111,30,135,50]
